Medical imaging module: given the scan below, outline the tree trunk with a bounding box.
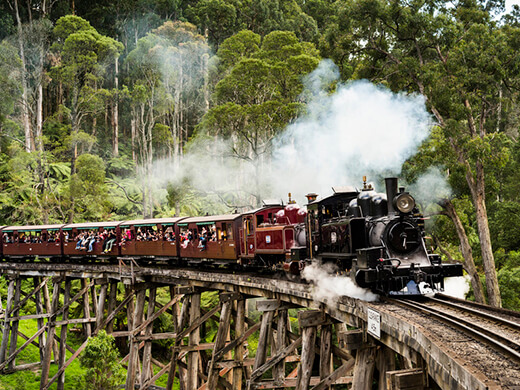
[440,199,486,303]
[36,76,45,201]
[145,102,154,218]
[36,84,43,152]
[68,88,80,224]
[112,57,119,156]
[179,54,185,155]
[131,118,136,163]
[88,116,97,153]
[202,51,209,112]
[461,156,501,307]
[174,65,183,157]
[11,0,32,152]
[473,163,501,307]
[58,82,63,118]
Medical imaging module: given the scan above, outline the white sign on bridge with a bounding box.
[367,308,381,339]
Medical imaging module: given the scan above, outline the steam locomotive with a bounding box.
[0,177,462,296]
[295,177,462,295]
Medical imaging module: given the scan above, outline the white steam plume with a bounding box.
[302,261,379,302]
[408,167,452,208]
[268,60,432,202]
[443,275,471,299]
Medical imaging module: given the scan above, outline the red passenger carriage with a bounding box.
[239,202,306,266]
[63,221,122,258]
[177,215,241,264]
[2,224,64,260]
[119,217,185,259]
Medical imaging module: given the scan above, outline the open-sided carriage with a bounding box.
[62,221,122,259]
[119,217,185,260]
[2,224,65,261]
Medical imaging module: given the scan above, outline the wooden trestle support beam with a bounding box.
[0,273,427,390]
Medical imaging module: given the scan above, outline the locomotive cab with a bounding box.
[302,186,363,272]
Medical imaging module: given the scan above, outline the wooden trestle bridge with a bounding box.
[0,261,515,390]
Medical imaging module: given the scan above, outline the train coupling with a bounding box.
[409,263,427,284]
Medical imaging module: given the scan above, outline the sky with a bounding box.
[506,0,520,12]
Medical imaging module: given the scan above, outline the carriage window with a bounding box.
[257,215,264,226]
[163,226,175,241]
[227,224,233,240]
[122,228,134,241]
[17,231,43,243]
[209,224,217,241]
[135,226,161,241]
[179,226,196,242]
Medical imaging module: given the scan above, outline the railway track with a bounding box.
[386,294,520,365]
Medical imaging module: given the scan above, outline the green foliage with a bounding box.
[53,18,123,91]
[167,179,206,216]
[106,155,136,177]
[216,30,261,72]
[53,15,94,42]
[124,19,210,158]
[186,0,239,47]
[68,153,113,220]
[498,264,520,310]
[77,153,106,185]
[489,202,520,251]
[197,29,319,204]
[0,11,15,40]
[79,330,125,390]
[186,0,319,47]
[0,317,86,390]
[51,15,123,148]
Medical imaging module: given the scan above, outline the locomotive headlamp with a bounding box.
[394,192,415,213]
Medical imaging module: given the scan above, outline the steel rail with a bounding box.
[436,293,520,320]
[388,298,520,364]
[430,295,520,332]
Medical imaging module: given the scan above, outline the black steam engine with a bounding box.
[299,177,462,295]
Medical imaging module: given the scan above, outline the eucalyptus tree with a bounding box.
[69,153,112,221]
[328,0,520,306]
[50,15,123,221]
[0,41,21,129]
[198,30,320,205]
[4,0,62,153]
[186,0,319,48]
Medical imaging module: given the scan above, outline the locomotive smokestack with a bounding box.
[385,177,398,214]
